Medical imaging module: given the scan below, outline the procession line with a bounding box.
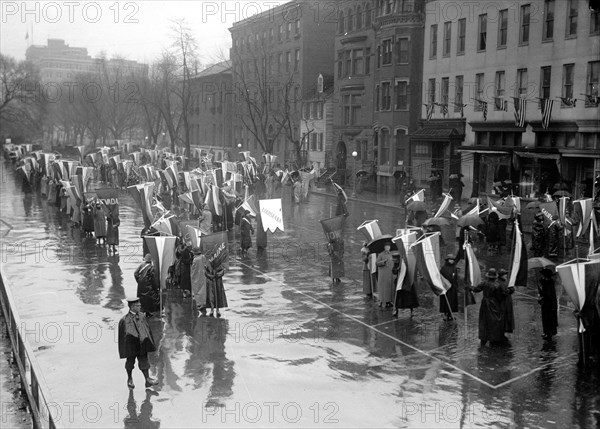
[235,258,498,390]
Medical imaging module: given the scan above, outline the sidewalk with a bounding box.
[312,185,405,208]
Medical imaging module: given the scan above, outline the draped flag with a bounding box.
[167,163,178,188]
[541,98,554,129]
[259,199,284,233]
[204,185,223,216]
[463,241,480,305]
[201,231,228,269]
[320,215,346,243]
[185,225,202,248]
[505,196,521,214]
[573,198,593,238]
[331,181,348,204]
[357,219,382,242]
[151,214,180,236]
[144,236,177,290]
[236,194,258,217]
[508,220,528,287]
[556,258,600,332]
[434,193,453,218]
[486,196,513,220]
[128,183,155,228]
[96,188,119,217]
[393,231,417,290]
[76,145,85,162]
[589,211,597,256]
[559,196,568,225]
[131,152,141,165]
[411,233,448,296]
[465,199,480,216]
[405,189,425,204]
[539,200,558,227]
[513,97,526,127]
[71,174,84,202]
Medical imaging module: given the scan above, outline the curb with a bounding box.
[311,189,404,209]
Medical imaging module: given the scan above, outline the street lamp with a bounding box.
[352,151,358,198]
[237,143,242,149]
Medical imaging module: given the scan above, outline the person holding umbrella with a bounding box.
[538,268,558,341]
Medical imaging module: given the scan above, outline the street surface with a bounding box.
[0,161,599,428]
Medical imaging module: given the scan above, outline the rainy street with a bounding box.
[1,160,599,429]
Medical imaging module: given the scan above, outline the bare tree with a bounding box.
[135,62,165,146]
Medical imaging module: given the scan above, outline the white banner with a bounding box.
[259,199,284,233]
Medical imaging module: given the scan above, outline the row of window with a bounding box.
[429,1,600,59]
[337,0,419,35]
[374,81,410,112]
[475,131,599,150]
[336,37,410,79]
[301,132,325,152]
[233,20,300,52]
[302,101,324,121]
[235,50,300,76]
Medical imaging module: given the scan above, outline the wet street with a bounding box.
[1,160,600,428]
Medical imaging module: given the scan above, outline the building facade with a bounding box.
[301,83,335,172]
[229,0,337,165]
[333,0,425,190]
[188,61,234,159]
[420,0,600,200]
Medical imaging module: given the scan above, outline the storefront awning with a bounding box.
[513,151,560,160]
[456,148,509,154]
[411,127,463,140]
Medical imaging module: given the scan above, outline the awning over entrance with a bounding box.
[513,151,560,160]
[456,148,509,155]
[411,127,463,140]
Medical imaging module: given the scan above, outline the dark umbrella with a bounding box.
[367,234,398,254]
[527,257,556,270]
[356,170,369,177]
[457,215,484,228]
[552,182,569,190]
[553,190,572,198]
[407,201,427,212]
[525,201,541,209]
[422,217,450,227]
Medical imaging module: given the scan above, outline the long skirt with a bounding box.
[362,269,372,295]
[395,285,420,309]
[191,257,207,308]
[206,277,228,309]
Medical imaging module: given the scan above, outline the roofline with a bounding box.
[229,0,309,31]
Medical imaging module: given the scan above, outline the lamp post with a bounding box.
[352,151,358,198]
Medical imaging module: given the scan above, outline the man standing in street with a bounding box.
[118,297,159,389]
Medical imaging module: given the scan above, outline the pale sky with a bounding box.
[1,1,286,65]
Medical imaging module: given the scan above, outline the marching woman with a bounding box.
[439,254,459,321]
[376,242,394,308]
[106,210,120,254]
[93,201,107,245]
[538,268,558,341]
[361,243,372,298]
[327,238,345,284]
[240,210,255,257]
[206,263,228,318]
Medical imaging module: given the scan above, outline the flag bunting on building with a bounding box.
[513,97,526,127]
[558,97,576,107]
[540,98,554,129]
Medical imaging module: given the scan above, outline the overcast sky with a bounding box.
[1,1,286,65]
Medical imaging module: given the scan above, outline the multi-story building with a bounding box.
[188,61,234,161]
[333,0,425,190]
[229,0,337,165]
[419,0,600,200]
[26,38,147,82]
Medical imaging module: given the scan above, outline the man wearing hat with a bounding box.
[440,254,459,321]
[538,268,558,340]
[469,268,510,346]
[118,297,158,389]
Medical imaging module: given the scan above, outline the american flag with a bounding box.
[494,97,508,111]
[440,104,448,117]
[513,97,526,127]
[541,98,554,129]
[482,101,488,121]
[559,97,576,107]
[455,102,467,118]
[582,93,599,106]
[424,103,434,120]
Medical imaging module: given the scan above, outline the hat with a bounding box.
[486,268,498,279]
[498,268,508,278]
[445,254,455,260]
[535,212,543,220]
[191,247,202,255]
[143,254,152,263]
[126,297,140,306]
[540,268,555,277]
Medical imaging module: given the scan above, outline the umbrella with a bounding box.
[407,201,427,212]
[528,257,556,270]
[356,170,369,177]
[553,182,569,190]
[457,215,484,228]
[553,190,572,198]
[422,217,450,227]
[525,201,541,209]
[367,234,398,254]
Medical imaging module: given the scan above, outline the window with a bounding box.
[303,103,310,119]
[295,20,300,35]
[337,51,343,78]
[478,14,487,50]
[395,81,408,110]
[516,68,528,97]
[343,94,361,125]
[495,71,505,110]
[380,129,390,165]
[345,50,351,76]
[268,55,273,75]
[356,6,362,29]
[310,102,317,119]
[540,66,552,104]
[365,48,371,75]
[498,9,508,47]
[338,11,345,34]
[352,49,364,75]
[587,61,600,104]
[278,53,282,72]
[317,102,323,119]
[382,82,391,110]
[397,37,409,64]
[430,24,438,58]
[377,45,381,68]
[454,75,464,112]
[562,64,573,101]
[443,22,451,56]
[365,4,371,27]
[566,0,578,36]
[287,22,292,39]
[520,5,530,44]
[294,87,299,111]
[592,8,600,34]
[375,84,380,111]
[347,8,353,31]
[395,129,406,165]
[382,39,393,65]
[428,78,436,105]
[294,49,300,72]
[475,73,484,110]
[279,24,284,41]
[318,133,324,152]
[543,0,554,40]
[457,18,466,55]
[286,51,291,72]
[441,77,449,107]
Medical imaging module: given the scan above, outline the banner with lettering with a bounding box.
[96,188,119,217]
[259,199,284,233]
[319,215,346,243]
[201,231,228,269]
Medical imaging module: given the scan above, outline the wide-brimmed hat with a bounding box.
[126,297,140,306]
[486,268,498,279]
[498,268,508,278]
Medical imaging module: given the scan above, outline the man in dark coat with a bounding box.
[135,255,158,314]
[440,254,459,321]
[118,297,158,389]
[538,268,558,340]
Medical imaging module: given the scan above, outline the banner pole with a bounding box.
[444,293,454,320]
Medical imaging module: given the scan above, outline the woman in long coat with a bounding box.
[376,243,394,307]
[486,208,500,252]
[93,202,107,245]
[327,238,345,283]
[176,242,193,294]
[190,247,207,313]
[206,263,227,317]
[538,268,558,340]
[106,210,120,253]
[361,243,372,297]
[470,268,509,345]
[240,210,254,257]
[440,255,459,320]
[82,201,95,237]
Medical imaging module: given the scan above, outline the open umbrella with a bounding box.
[422,217,450,227]
[457,214,484,228]
[553,182,569,190]
[553,190,572,198]
[356,170,369,177]
[407,201,427,212]
[525,201,541,210]
[367,234,398,254]
[528,257,556,270]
